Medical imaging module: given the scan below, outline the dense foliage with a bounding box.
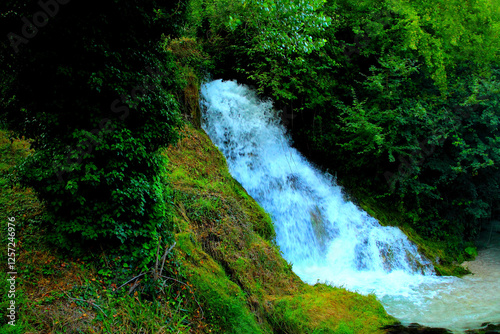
[189,0,500,256]
[1,0,499,331]
[0,0,186,266]
[1,0,499,272]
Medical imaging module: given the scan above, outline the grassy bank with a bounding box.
[1,127,397,333]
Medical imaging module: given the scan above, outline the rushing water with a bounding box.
[200,79,500,333]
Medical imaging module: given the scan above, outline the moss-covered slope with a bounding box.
[164,125,397,333]
[0,126,396,333]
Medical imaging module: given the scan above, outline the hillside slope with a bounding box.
[165,125,397,333]
[1,128,397,333]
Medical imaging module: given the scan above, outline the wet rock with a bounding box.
[465,323,500,334]
[383,323,452,334]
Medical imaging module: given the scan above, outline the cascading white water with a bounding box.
[200,79,500,333]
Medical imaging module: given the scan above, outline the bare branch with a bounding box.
[115,272,147,292]
[159,242,176,278]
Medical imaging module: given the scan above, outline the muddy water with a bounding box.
[382,220,500,333]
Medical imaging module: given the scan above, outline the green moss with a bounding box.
[400,226,471,277]
[165,125,398,333]
[176,229,263,333]
[269,284,395,334]
[189,270,263,334]
[0,130,42,221]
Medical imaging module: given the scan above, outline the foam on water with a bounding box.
[200,79,500,333]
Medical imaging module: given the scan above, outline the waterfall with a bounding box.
[200,79,500,333]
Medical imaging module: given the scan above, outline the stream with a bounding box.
[200,79,500,333]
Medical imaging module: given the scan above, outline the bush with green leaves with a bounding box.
[291,0,500,245]
[0,0,187,268]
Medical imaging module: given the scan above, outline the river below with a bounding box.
[381,220,500,333]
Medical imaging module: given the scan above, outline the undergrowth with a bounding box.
[0,130,198,333]
[0,125,398,333]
